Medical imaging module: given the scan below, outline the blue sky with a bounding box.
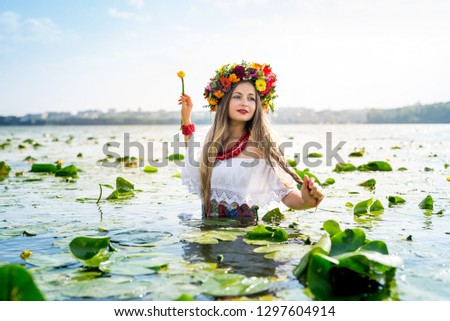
[1,0,450,116]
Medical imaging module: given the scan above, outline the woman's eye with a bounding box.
[249,97,255,101]
[233,95,240,99]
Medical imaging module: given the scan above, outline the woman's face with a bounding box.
[228,82,257,123]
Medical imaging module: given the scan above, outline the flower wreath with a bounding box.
[203,61,277,112]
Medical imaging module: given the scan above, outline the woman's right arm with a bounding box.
[178,94,194,143]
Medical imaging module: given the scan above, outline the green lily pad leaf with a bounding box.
[69,236,114,267]
[287,159,297,167]
[245,225,288,242]
[111,229,173,247]
[323,220,342,237]
[116,177,134,193]
[172,173,181,178]
[322,177,335,186]
[335,250,403,277]
[398,167,408,171]
[0,161,11,180]
[0,264,45,300]
[175,293,195,301]
[99,256,171,276]
[293,233,331,279]
[357,161,392,172]
[330,228,366,256]
[354,198,373,215]
[180,229,244,245]
[360,240,389,255]
[167,154,184,161]
[200,273,271,297]
[61,276,143,299]
[359,178,376,188]
[253,243,312,261]
[369,199,384,213]
[388,196,406,205]
[419,195,433,210]
[305,252,338,300]
[143,165,158,173]
[294,168,322,186]
[24,252,77,268]
[261,208,285,224]
[55,164,78,177]
[308,152,323,158]
[334,163,356,172]
[345,202,354,207]
[349,149,365,157]
[30,163,57,173]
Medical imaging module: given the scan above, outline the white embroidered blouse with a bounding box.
[181,133,295,211]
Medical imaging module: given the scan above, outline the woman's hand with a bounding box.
[300,175,324,208]
[178,94,193,125]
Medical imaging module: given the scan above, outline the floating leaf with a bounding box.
[354,198,373,216]
[111,229,173,247]
[99,256,171,276]
[180,229,244,245]
[358,178,376,188]
[175,293,195,301]
[167,154,184,161]
[322,177,335,186]
[55,164,78,177]
[200,273,271,297]
[116,177,134,193]
[30,163,57,173]
[329,228,366,256]
[357,161,392,172]
[261,208,285,224]
[369,199,384,213]
[323,220,342,237]
[388,196,406,205]
[254,243,312,261]
[23,252,77,268]
[398,167,408,171]
[349,149,365,157]
[0,264,45,301]
[334,163,356,172]
[69,236,115,267]
[143,165,158,173]
[245,225,288,242]
[0,161,11,180]
[287,159,297,167]
[345,202,354,207]
[419,195,433,210]
[307,152,323,158]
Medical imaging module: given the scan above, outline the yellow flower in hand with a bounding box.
[177,70,185,94]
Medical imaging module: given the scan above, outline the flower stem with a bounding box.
[181,78,185,95]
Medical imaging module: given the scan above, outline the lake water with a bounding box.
[0,124,449,300]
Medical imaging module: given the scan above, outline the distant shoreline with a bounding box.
[1,102,449,125]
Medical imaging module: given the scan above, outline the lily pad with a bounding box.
[334,163,356,172]
[23,252,77,268]
[245,225,288,242]
[388,196,406,205]
[329,228,366,256]
[349,149,365,157]
[144,165,158,173]
[30,163,57,173]
[359,178,376,188]
[116,177,134,193]
[55,164,78,177]
[369,199,384,213]
[69,236,115,267]
[179,229,245,245]
[200,273,271,297]
[0,264,45,300]
[111,229,173,247]
[354,198,373,216]
[308,152,323,158]
[323,220,342,237]
[261,208,285,224]
[357,161,392,172]
[167,154,184,161]
[419,195,433,210]
[0,161,11,180]
[253,243,312,261]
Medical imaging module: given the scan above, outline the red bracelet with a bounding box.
[181,123,195,136]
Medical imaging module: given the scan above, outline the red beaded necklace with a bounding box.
[216,130,250,161]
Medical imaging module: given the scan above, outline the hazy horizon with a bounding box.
[1,0,450,116]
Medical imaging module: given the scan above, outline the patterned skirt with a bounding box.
[202,200,259,225]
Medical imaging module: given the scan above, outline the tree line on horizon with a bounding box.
[0,102,449,125]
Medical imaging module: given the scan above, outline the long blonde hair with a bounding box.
[199,81,303,210]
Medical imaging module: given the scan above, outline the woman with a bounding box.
[179,62,324,224]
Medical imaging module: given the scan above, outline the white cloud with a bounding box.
[108,8,150,22]
[0,11,72,43]
[127,0,145,9]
